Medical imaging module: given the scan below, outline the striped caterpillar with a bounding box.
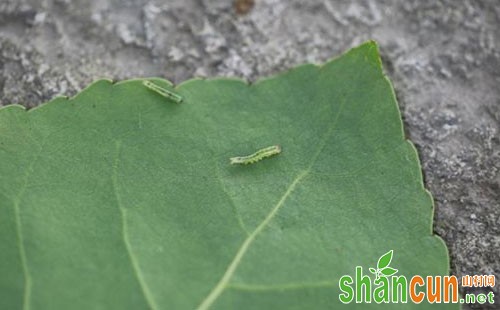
[230,145,282,165]
[143,80,183,103]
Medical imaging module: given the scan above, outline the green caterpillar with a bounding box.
[230,145,282,165]
[143,80,183,103]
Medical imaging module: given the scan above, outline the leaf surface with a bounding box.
[0,42,456,309]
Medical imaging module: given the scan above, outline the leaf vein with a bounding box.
[112,141,159,310]
[13,130,46,310]
[214,161,249,236]
[14,197,32,310]
[226,281,336,292]
[196,170,308,310]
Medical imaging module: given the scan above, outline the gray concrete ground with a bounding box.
[1,0,499,308]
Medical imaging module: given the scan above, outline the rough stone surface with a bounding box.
[1,0,499,307]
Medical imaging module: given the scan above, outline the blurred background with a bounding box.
[0,0,498,307]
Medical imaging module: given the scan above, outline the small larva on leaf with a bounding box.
[143,80,183,103]
[230,145,282,165]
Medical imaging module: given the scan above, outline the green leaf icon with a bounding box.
[369,267,377,274]
[377,250,394,269]
[380,267,398,277]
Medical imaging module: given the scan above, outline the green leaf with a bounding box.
[0,42,456,309]
[380,267,399,277]
[377,250,394,270]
